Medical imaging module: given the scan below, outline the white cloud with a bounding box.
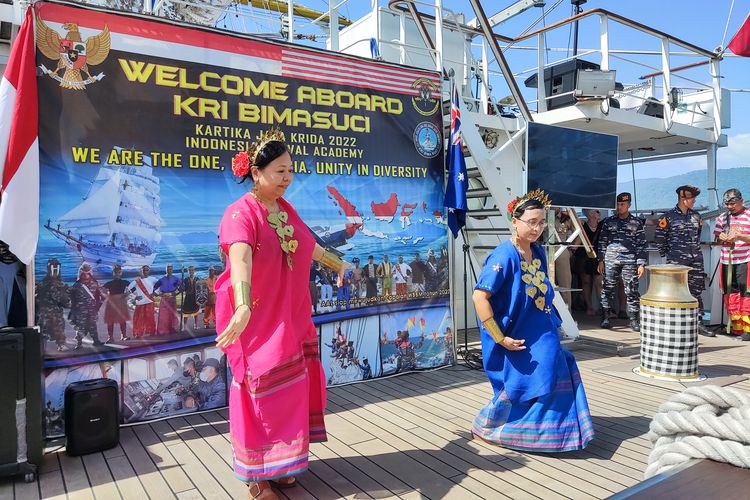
[719,132,750,168]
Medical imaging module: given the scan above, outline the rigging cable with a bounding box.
[355,317,366,358]
[502,0,565,53]
[721,0,736,48]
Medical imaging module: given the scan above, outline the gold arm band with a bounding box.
[482,318,505,344]
[319,249,344,271]
[233,281,251,311]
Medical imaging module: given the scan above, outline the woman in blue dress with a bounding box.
[471,189,594,452]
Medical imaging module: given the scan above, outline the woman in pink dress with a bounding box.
[215,127,349,500]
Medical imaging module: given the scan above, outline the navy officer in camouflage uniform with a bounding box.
[36,258,70,351]
[69,262,106,349]
[598,192,647,331]
[654,185,712,336]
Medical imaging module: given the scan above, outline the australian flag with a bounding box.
[444,82,468,238]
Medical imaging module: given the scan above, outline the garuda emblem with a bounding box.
[35,15,111,90]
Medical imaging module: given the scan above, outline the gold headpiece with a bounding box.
[506,189,552,219]
[248,126,286,165]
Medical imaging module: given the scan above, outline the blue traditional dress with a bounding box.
[472,240,594,452]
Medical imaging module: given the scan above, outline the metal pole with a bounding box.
[288,0,294,43]
[467,0,534,121]
[329,0,339,51]
[26,260,34,328]
[572,0,586,56]
[462,233,469,352]
[434,0,443,74]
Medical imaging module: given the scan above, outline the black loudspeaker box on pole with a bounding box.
[0,327,43,483]
[64,378,119,456]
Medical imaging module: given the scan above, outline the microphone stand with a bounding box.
[458,227,483,370]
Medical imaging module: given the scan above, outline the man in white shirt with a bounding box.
[393,255,412,297]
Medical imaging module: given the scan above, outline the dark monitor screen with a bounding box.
[526,122,618,210]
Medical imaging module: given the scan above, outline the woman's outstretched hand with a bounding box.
[500,336,526,351]
[216,305,251,348]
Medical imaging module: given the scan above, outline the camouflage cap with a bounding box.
[676,184,701,197]
[724,189,743,203]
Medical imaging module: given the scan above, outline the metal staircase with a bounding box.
[452,101,583,340]
[433,0,585,340]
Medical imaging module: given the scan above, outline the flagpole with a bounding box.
[444,78,476,367]
[462,231,468,354]
[26,260,34,328]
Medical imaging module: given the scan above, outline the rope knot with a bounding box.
[645,385,750,478]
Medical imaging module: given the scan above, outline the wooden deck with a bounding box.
[3,319,750,499]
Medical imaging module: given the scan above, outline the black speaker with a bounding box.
[64,378,119,456]
[0,327,42,482]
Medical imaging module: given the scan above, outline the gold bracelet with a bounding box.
[319,249,344,271]
[482,318,505,344]
[233,281,251,311]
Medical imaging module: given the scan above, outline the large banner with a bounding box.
[33,1,450,430]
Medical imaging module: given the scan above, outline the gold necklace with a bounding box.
[512,237,550,313]
[251,191,279,213]
[256,195,297,270]
[511,236,531,263]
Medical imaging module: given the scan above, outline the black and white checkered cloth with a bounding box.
[640,304,698,378]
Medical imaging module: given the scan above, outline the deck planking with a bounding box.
[4,325,750,499]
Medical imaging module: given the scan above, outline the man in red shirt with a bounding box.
[714,188,750,340]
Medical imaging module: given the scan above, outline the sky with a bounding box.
[296,0,750,182]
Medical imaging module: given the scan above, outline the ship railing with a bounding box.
[336,37,441,70]
[386,2,724,143]
[500,8,722,140]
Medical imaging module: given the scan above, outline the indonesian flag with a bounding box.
[0,8,39,264]
[728,14,750,57]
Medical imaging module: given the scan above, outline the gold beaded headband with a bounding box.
[248,126,285,166]
[231,126,286,177]
[506,188,552,220]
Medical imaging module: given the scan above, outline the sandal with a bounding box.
[248,481,278,500]
[271,476,297,489]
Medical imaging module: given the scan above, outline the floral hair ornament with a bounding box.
[230,126,286,177]
[506,188,552,220]
[231,151,250,177]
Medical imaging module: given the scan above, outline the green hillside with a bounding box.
[617,167,750,211]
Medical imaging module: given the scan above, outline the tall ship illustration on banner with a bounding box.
[45,150,162,270]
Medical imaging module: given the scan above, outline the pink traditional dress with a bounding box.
[216,194,327,483]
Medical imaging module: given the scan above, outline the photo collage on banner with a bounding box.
[121,345,227,424]
[44,361,121,438]
[33,1,452,421]
[320,316,381,385]
[380,307,454,376]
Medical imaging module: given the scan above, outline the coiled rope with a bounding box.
[645,385,750,478]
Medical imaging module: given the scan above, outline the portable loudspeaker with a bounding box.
[64,378,119,456]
